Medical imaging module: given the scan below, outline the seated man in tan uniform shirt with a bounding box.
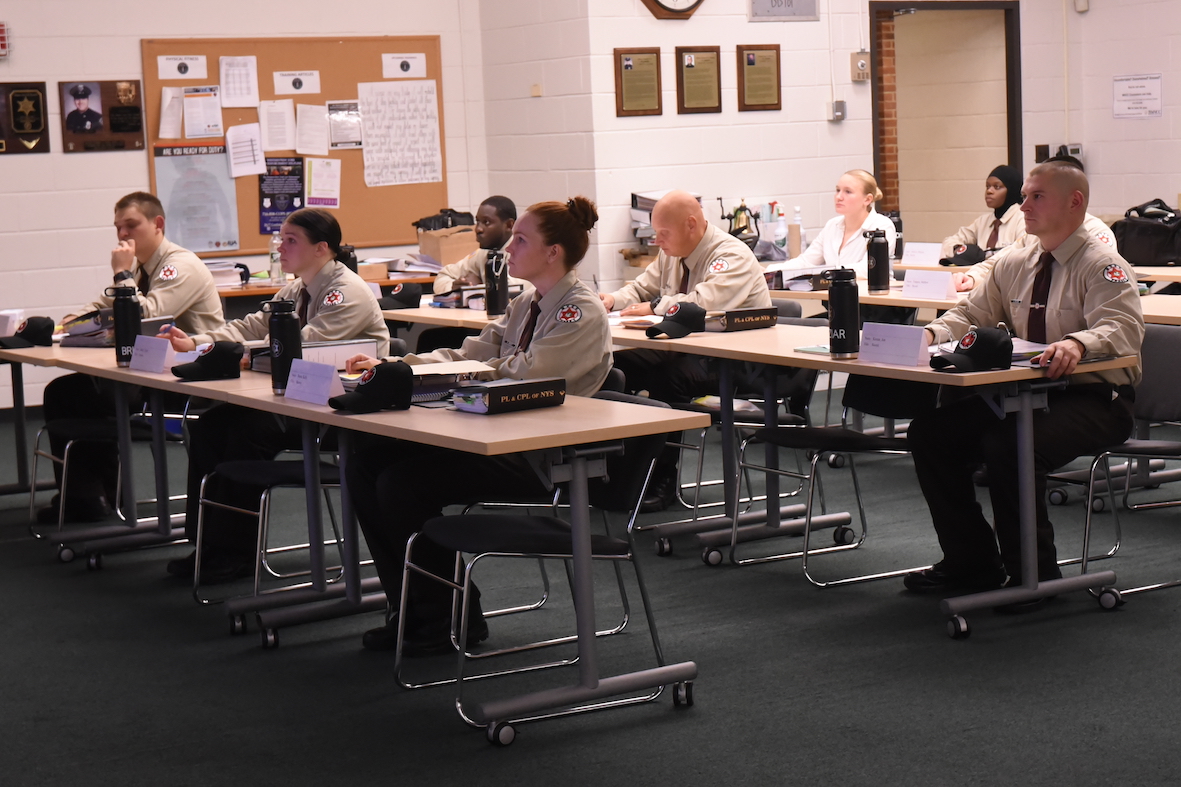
[39,191,224,524]
[600,190,771,509]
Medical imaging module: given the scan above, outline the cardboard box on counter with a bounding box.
[418,226,478,266]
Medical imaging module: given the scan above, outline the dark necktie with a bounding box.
[136,266,150,295]
[297,288,311,328]
[1027,251,1054,344]
[517,300,541,354]
[986,218,1001,250]
[678,261,691,294]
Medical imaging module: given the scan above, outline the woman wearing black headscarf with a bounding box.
[940,165,1026,261]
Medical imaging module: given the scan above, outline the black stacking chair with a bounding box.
[731,375,939,585]
[392,392,682,734]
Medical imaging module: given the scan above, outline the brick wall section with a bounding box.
[874,11,898,213]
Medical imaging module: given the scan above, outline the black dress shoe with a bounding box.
[401,612,489,658]
[994,570,1063,615]
[35,494,112,525]
[199,553,253,585]
[903,562,1006,594]
[361,615,402,652]
[640,466,678,514]
[166,550,197,578]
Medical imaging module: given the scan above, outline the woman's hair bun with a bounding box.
[566,196,598,232]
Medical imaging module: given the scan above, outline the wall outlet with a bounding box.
[828,100,847,122]
[850,52,870,82]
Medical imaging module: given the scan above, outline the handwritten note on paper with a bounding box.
[129,335,175,373]
[356,80,443,187]
[901,269,957,300]
[285,358,345,405]
[859,323,927,366]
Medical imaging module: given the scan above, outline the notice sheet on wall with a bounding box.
[260,157,304,233]
[154,144,240,252]
[356,79,442,187]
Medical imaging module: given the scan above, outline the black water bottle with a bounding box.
[107,285,141,367]
[484,249,509,316]
[887,210,904,260]
[865,229,891,294]
[263,299,302,395]
[824,267,860,359]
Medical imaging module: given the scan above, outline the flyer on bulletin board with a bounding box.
[153,143,240,252]
[259,157,304,233]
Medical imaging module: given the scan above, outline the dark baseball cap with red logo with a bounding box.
[378,282,423,310]
[646,301,706,339]
[0,316,54,349]
[930,326,1013,373]
[328,360,413,413]
[171,341,245,380]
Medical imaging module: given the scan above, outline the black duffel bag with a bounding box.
[1111,199,1181,266]
[411,208,475,232]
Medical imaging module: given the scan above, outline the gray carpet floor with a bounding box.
[2,407,1181,786]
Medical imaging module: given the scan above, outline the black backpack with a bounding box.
[411,208,475,232]
[1111,199,1181,266]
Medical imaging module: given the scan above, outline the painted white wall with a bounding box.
[0,0,488,405]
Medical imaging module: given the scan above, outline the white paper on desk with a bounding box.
[258,99,295,151]
[158,55,207,80]
[295,103,330,156]
[274,71,321,96]
[158,87,185,139]
[129,335,176,373]
[225,123,266,178]
[219,55,260,108]
[859,322,927,366]
[182,86,223,138]
[285,358,345,405]
[411,360,494,377]
[382,53,427,79]
[902,269,957,300]
[901,242,942,266]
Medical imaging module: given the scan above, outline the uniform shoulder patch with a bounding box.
[323,289,345,306]
[1096,230,1115,247]
[709,259,730,273]
[158,264,179,281]
[556,304,582,323]
[1102,263,1131,284]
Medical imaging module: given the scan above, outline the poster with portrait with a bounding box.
[58,79,145,153]
[0,82,50,154]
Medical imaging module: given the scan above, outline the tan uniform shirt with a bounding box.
[940,202,1026,258]
[394,270,611,397]
[965,212,1116,287]
[609,223,771,316]
[927,223,1143,387]
[81,237,224,335]
[432,243,525,294]
[192,259,389,357]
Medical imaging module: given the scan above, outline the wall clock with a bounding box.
[640,0,704,20]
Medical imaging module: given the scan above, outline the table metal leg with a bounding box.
[302,421,326,593]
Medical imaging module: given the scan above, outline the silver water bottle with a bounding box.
[824,267,860,359]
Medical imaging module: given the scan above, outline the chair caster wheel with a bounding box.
[261,628,279,649]
[58,546,76,563]
[701,547,723,566]
[672,680,694,707]
[487,721,516,746]
[655,538,673,557]
[230,614,248,635]
[947,615,970,640]
[832,526,855,546]
[86,553,103,571]
[1091,496,1106,513]
[1097,587,1124,610]
[1048,488,1068,506]
[827,454,846,469]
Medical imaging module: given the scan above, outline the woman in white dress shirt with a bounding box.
[789,169,896,277]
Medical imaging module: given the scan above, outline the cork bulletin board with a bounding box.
[141,36,447,257]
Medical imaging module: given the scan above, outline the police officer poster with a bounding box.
[0,82,50,154]
[58,80,145,153]
[259,157,305,233]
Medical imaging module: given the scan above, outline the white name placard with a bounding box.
[284,358,345,405]
[129,335,176,373]
[859,322,927,366]
[902,269,957,300]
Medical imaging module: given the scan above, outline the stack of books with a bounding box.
[204,260,246,286]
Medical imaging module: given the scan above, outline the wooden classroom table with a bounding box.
[769,281,964,311]
[610,322,1137,636]
[221,386,708,731]
[381,305,496,330]
[1138,293,1181,325]
[220,272,435,299]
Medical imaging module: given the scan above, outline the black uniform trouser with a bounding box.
[346,434,550,612]
[184,403,336,558]
[42,374,126,504]
[907,385,1134,580]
